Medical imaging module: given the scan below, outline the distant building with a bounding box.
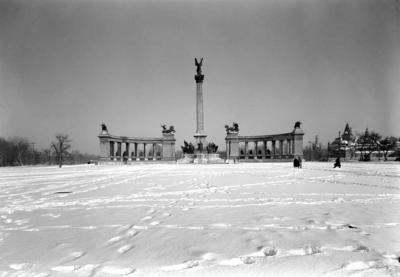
[329,124,400,161]
[328,123,356,159]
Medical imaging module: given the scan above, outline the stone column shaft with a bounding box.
[126,143,130,161]
[286,140,289,155]
[196,83,204,134]
[110,141,114,158]
[117,142,122,160]
[263,141,267,158]
[272,141,276,156]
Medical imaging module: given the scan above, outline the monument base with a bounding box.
[177,153,225,164]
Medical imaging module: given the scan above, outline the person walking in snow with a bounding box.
[293,158,299,168]
[334,157,341,168]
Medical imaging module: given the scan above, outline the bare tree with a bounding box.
[51,134,71,168]
[380,136,398,161]
[10,137,30,166]
[356,128,381,161]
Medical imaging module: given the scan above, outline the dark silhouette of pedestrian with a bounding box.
[334,157,341,168]
[298,157,302,168]
[293,158,299,168]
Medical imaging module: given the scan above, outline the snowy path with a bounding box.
[0,162,399,276]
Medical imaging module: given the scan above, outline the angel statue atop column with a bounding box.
[195,57,203,75]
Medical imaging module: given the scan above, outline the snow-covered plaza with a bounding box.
[0,162,399,276]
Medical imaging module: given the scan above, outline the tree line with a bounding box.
[0,134,98,167]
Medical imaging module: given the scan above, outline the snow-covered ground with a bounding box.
[0,162,399,277]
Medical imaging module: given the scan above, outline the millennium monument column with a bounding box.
[194,57,207,152]
[177,58,224,164]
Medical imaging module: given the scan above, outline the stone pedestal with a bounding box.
[292,127,304,159]
[177,153,224,164]
[194,133,207,153]
[162,133,176,161]
[99,137,110,161]
[225,132,239,159]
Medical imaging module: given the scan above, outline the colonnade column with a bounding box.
[110,141,115,160]
[126,143,130,161]
[272,141,276,157]
[292,139,295,155]
[244,141,248,159]
[263,141,267,159]
[153,143,156,160]
[116,142,121,160]
[283,140,287,155]
[134,143,138,161]
[254,141,258,159]
[144,143,147,160]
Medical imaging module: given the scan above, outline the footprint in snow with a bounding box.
[76,264,100,274]
[201,252,218,261]
[100,265,136,275]
[303,245,322,255]
[60,251,86,263]
[69,251,85,260]
[286,245,321,256]
[355,244,370,252]
[240,256,256,264]
[117,244,134,254]
[141,216,152,221]
[260,246,278,256]
[106,236,123,245]
[9,263,32,270]
[147,208,156,214]
[52,265,80,272]
[161,260,200,271]
[342,260,375,271]
[126,229,139,237]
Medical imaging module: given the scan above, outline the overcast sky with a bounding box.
[1,0,399,154]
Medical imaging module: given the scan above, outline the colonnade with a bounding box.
[225,126,304,161]
[226,138,295,160]
[229,138,295,159]
[99,132,176,162]
[108,141,161,161]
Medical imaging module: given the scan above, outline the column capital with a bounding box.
[195,74,204,83]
